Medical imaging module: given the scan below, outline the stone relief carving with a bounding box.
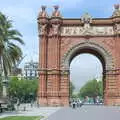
[81,13,92,35]
[61,26,114,36]
[38,24,47,35]
[61,41,114,71]
[49,24,60,36]
[81,13,92,24]
[61,13,114,36]
[113,23,120,34]
[112,4,120,17]
[52,24,60,35]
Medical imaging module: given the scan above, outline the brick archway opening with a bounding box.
[68,48,105,104]
[61,42,114,106]
[69,53,103,100]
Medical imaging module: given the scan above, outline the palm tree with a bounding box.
[0,12,24,97]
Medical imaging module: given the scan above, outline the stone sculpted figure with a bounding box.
[114,23,120,34]
[38,24,47,35]
[112,4,120,17]
[52,24,60,35]
[81,13,93,35]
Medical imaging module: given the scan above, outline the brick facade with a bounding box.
[37,5,120,106]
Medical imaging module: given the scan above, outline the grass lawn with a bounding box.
[0,116,43,120]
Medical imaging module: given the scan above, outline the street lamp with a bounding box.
[2,77,8,98]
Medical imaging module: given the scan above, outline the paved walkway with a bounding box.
[48,105,120,120]
[1,105,120,120]
[0,104,61,119]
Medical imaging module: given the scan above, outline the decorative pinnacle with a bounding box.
[41,5,46,11]
[38,5,48,18]
[52,5,61,17]
[112,4,120,17]
[53,5,59,11]
[114,4,119,10]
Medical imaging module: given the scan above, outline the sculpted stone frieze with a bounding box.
[52,24,60,35]
[38,24,47,35]
[114,23,120,34]
[61,26,114,36]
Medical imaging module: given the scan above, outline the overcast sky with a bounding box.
[0,0,118,90]
[70,54,103,91]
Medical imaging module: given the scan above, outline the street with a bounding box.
[48,105,120,120]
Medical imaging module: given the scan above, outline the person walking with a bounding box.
[72,100,76,109]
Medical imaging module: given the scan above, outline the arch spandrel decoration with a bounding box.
[38,5,120,106]
[61,41,115,71]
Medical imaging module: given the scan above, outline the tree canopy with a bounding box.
[70,81,75,97]
[0,12,24,77]
[78,79,103,98]
[8,77,38,102]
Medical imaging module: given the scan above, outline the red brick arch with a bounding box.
[61,41,114,70]
[37,5,120,106]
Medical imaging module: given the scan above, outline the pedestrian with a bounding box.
[72,100,76,109]
[0,103,2,113]
[37,101,40,108]
[96,96,99,105]
[31,100,34,108]
[80,99,85,107]
[16,99,20,111]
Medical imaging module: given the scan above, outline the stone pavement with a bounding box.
[0,104,61,119]
[48,105,120,120]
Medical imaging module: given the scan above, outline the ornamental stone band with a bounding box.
[61,26,114,36]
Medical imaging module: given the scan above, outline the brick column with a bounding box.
[107,13,120,105]
[104,69,120,105]
[37,6,48,105]
[47,6,62,106]
[60,70,70,106]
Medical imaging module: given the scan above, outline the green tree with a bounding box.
[98,80,103,97]
[8,77,38,102]
[0,12,24,77]
[78,79,103,98]
[70,81,75,97]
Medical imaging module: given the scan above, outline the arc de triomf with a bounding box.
[37,4,120,106]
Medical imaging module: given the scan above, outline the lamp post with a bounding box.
[2,77,8,98]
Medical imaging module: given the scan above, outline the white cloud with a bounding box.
[1,6,36,24]
[18,35,39,67]
[70,54,103,90]
[0,0,84,25]
[38,0,84,11]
